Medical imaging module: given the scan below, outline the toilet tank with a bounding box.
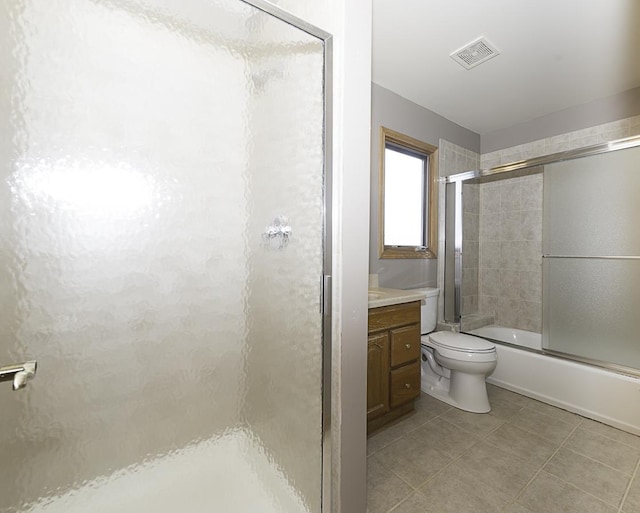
[409,287,440,334]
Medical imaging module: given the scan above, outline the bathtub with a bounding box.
[469,325,640,436]
[469,325,541,350]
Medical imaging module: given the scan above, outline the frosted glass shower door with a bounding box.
[0,1,328,512]
[543,145,640,371]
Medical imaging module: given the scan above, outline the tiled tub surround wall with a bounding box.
[466,114,640,333]
[481,114,640,169]
[477,172,543,333]
[439,139,480,178]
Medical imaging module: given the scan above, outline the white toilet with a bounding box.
[413,287,497,413]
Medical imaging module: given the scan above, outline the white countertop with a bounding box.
[368,287,426,309]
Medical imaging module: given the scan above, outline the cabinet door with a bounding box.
[367,332,390,421]
[390,324,421,367]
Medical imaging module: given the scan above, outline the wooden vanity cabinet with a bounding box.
[367,301,421,434]
[367,332,389,421]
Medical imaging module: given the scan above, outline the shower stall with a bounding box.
[444,136,640,434]
[0,1,331,512]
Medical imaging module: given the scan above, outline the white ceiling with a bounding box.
[372,0,640,135]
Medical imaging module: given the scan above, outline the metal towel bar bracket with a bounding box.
[0,361,38,391]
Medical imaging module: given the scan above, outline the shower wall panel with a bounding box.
[477,172,543,332]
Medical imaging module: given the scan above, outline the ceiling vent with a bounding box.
[450,37,500,70]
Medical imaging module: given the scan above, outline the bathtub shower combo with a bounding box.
[444,137,640,435]
[0,1,331,512]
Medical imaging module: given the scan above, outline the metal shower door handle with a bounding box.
[0,361,38,391]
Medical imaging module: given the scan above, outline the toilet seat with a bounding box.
[423,331,496,362]
[429,331,495,352]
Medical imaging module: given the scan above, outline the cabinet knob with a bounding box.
[404,383,411,389]
[405,343,411,349]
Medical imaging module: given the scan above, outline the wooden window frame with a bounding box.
[379,126,438,259]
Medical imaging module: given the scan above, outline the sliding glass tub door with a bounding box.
[542,144,640,373]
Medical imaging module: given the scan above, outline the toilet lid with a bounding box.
[429,331,495,353]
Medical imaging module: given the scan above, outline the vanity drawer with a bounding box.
[368,301,420,332]
[390,361,420,408]
[390,324,421,367]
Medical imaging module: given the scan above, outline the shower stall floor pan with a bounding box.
[24,429,309,513]
[487,342,640,436]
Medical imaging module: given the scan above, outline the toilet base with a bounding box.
[421,372,491,414]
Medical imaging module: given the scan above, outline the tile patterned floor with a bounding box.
[367,385,640,513]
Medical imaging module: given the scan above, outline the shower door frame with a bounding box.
[242,1,335,509]
[0,0,334,509]
[444,134,640,378]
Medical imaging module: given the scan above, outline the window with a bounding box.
[379,127,438,259]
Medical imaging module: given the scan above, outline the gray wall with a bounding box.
[482,86,640,153]
[370,83,480,289]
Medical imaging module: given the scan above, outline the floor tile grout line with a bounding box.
[504,399,591,446]
[389,464,417,492]
[617,455,640,513]
[479,426,552,467]
[369,414,472,504]
[401,408,468,440]
[483,415,556,446]
[408,437,485,493]
[503,420,571,447]
[385,491,417,513]
[367,411,443,456]
[501,417,585,512]
[561,444,638,477]
[380,437,468,513]
[529,417,636,510]
[366,405,459,495]
[436,412,503,439]
[420,438,481,490]
[479,417,512,440]
[541,417,634,509]
[370,447,419,513]
[544,470,630,510]
[368,441,425,494]
[519,402,583,428]
[577,423,640,453]
[379,405,572,511]
[389,408,454,444]
[555,416,639,476]
[370,389,640,513]
[366,433,403,458]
